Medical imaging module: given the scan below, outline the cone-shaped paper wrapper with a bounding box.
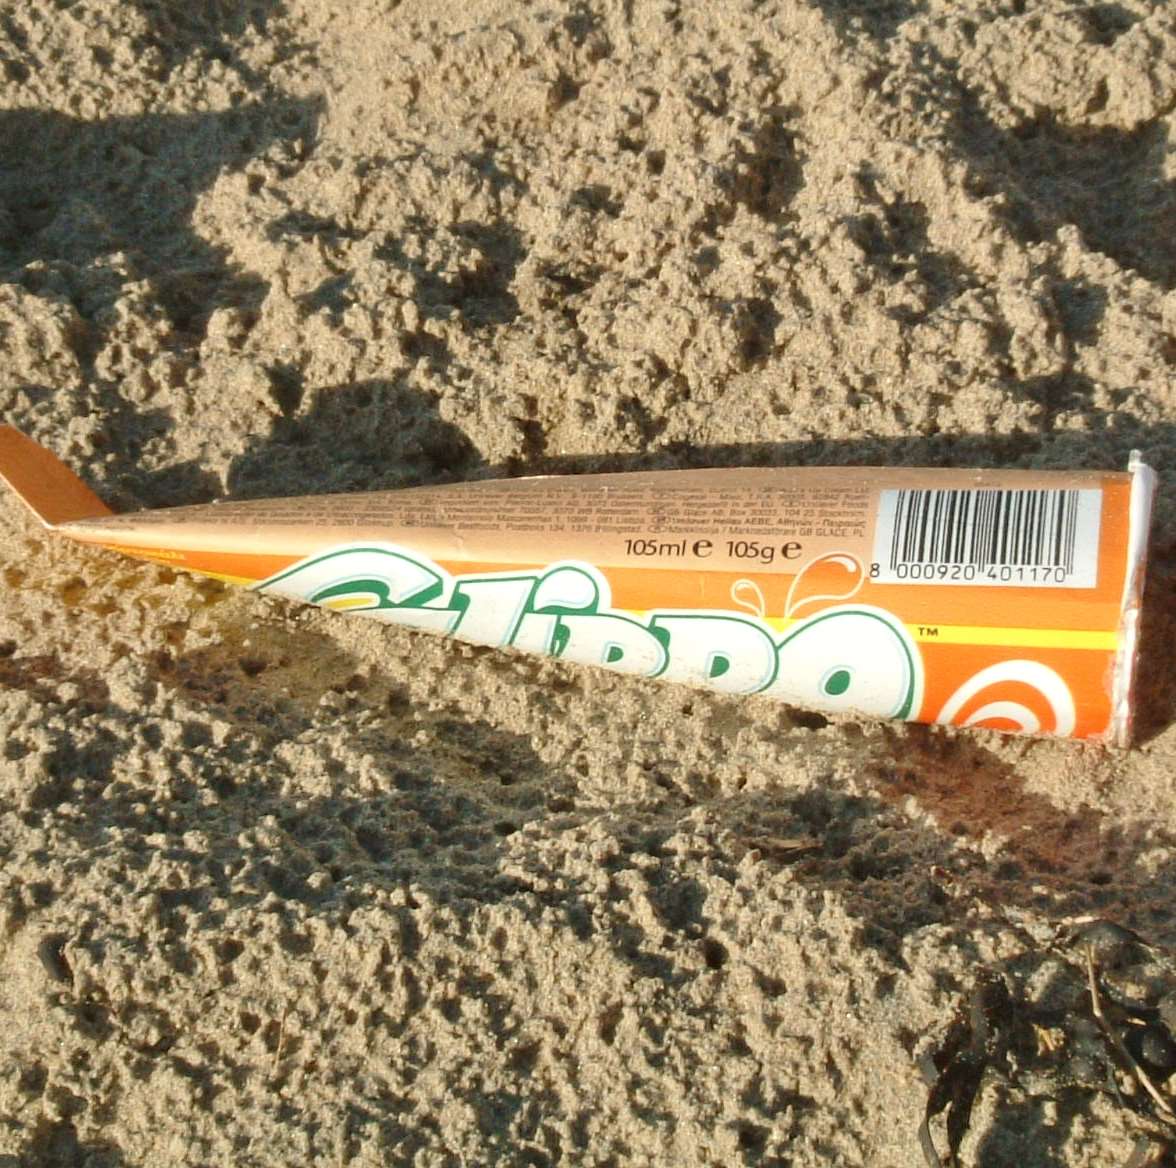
[0,426,1155,744]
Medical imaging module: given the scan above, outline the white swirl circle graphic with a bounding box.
[936,661,1076,736]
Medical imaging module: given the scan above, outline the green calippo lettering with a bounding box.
[256,544,922,719]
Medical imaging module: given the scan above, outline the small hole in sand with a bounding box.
[736,1123,768,1151]
[702,939,728,970]
[791,709,829,731]
[59,577,86,608]
[597,1003,621,1044]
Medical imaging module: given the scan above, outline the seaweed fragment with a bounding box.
[918,920,1176,1167]
[918,969,1013,1167]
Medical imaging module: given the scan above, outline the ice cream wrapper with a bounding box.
[0,426,1156,744]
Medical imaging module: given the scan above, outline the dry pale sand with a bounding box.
[1,1,1175,1165]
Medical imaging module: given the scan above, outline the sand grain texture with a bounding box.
[1,1,1175,1165]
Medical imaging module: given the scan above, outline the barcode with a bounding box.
[872,488,1101,588]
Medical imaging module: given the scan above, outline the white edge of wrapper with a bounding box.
[1108,451,1157,748]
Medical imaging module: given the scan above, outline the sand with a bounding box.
[1,0,1175,1164]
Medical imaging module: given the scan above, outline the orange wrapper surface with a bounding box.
[0,426,1155,744]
